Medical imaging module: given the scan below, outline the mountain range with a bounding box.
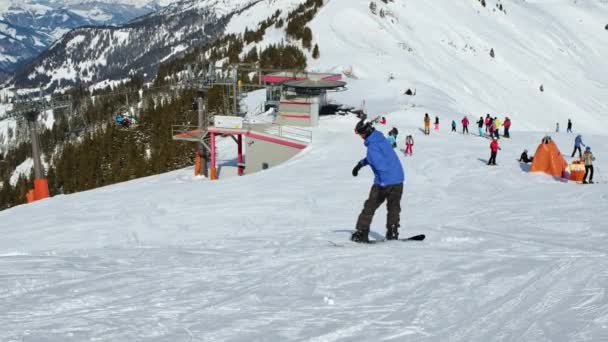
[7,0,262,89]
[0,0,170,80]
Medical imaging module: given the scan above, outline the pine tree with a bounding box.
[312,44,320,59]
[302,27,313,50]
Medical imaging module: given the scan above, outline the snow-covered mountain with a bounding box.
[10,0,261,89]
[0,0,171,79]
[1,1,608,339]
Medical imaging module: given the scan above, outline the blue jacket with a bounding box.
[359,130,405,186]
[575,135,585,147]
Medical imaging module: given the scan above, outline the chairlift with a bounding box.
[115,112,139,129]
[63,106,90,139]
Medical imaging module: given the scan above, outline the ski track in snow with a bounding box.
[2,120,608,341]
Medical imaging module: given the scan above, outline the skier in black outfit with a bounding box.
[351,119,405,243]
[567,119,572,133]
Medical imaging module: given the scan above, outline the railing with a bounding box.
[171,119,312,144]
[243,116,312,144]
[261,124,312,143]
[171,125,205,141]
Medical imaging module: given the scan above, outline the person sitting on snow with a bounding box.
[519,149,534,163]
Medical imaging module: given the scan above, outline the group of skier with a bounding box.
[556,119,573,133]
[435,113,512,139]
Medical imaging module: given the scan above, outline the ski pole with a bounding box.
[596,166,603,183]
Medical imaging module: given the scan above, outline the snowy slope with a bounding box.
[1,0,608,341]
[306,0,608,134]
[1,111,607,341]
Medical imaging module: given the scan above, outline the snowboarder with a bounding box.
[556,122,560,133]
[351,119,405,243]
[571,134,585,158]
[519,149,533,163]
[567,119,572,133]
[424,113,430,135]
[405,135,414,156]
[461,116,469,134]
[488,136,500,165]
[434,116,440,130]
[503,117,511,138]
[451,120,457,132]
[582,146,595,184]
[476,116,484,137]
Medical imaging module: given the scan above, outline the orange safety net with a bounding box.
[568,161,586,182]
[530,139,568,177]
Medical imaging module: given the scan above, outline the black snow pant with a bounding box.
[488,151,497,165]
[356,183,403,233]
[504,127,510,138]
[584,165,594,182]
[463,125,469,134]
[571,146,582,158]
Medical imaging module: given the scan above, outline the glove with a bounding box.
[352,162,363,177]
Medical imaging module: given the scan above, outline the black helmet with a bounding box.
[355,119,374,136]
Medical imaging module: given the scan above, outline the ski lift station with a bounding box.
[173,71,347,179]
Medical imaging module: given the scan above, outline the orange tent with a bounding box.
[530,137,568,177]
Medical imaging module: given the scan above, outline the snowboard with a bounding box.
[329,234,425,247]
[369,234,426,243]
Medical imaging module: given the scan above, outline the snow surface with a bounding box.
[1,0,608,341]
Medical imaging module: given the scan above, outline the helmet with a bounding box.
[586,146,591,151]
[524,149,528,153]
[354,119,374,136]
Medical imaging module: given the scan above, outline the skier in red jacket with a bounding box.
[488,136,501,165]
[461,116,469,134]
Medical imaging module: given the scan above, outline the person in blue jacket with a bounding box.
[571,134,585,158]
[351,118,405,243]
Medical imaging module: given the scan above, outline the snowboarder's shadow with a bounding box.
[332,229,385,241]
[518,162,531,172]
[477,158,489,165]
[418,128,426,134]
